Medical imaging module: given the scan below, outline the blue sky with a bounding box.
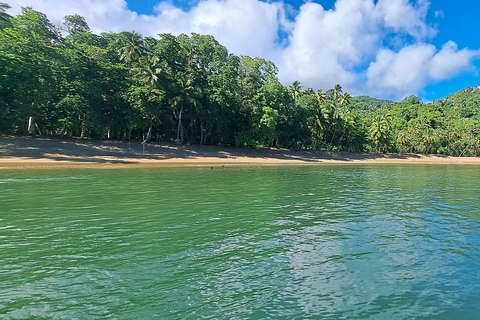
[423,0,480,100]
[7,0,480,101]
[126,0,337,14]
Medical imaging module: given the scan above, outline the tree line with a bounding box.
[1,4,479,156]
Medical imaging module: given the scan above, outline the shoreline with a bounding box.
[1,136,480,169]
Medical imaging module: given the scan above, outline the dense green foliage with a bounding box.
[1,5,479,155]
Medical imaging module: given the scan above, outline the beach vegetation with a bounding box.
[0,5,479,156]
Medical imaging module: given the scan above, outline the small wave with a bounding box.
[435,203,472,210]
[0,177,90,184]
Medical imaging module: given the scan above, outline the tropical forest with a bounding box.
[1,4,480,156]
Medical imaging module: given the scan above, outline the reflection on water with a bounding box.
[0,166,479,319]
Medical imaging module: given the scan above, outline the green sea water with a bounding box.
[1,165,480,319]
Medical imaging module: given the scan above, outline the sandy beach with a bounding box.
[1,135,479,169]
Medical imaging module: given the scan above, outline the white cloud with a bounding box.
[366,41,480,97]
[277,0,380,93]
[274,0,446,96]
[188,0,285,59]
[9,0,132,30]
[429,41,479,80]
[5,0,480,99]
[375,0,436,40]
[366,44,437,96]
[8,0,286,59]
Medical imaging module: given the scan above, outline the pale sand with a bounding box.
[1,135,479,169]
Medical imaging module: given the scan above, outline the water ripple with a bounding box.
[1,166,480,319]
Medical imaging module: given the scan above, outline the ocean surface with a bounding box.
[1,165,479,319]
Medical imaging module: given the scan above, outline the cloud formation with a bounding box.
[7,0,480,99]
[367,41,479,97]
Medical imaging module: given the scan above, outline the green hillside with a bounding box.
[0,5,479,156]
[356,89,480,155]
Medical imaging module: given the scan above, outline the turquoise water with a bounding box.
[0,165,479,319]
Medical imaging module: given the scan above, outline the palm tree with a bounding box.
[316,89,327,105]
[337,111,357,150]
[339,92,351,106]
[315,101,333,133]
[370,114,392,152]
[288,80,303,101]
[170,73,200,144]
[422,128,437,154]
[134,56,167,89]
[117,31,145,65]
[333,84,343,101]
[445,114,457,154]
[129,56,167,144]
[315,101,342,149]
[396,131,412,153]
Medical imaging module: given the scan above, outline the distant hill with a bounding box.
[437,86,480,107]
[350,87,480,115]
[428,86,480,119]
[348,95,396,116]
[352,95,394,107]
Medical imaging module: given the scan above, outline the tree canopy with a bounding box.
[1,5,479,156]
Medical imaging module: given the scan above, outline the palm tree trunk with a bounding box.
[143,124,152,144]
[176,103,184,144]
[330,128,337,149]
[200,123,204,146]
[460,136,474,157]
[337,131,346,150]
